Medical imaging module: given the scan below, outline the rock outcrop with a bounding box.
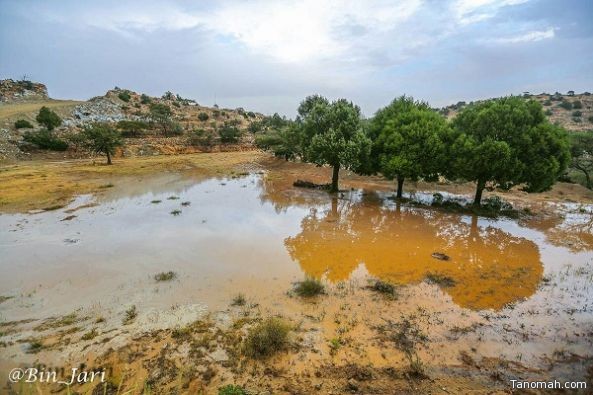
[0,79,49,103]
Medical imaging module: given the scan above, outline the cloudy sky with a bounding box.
[1,0,591,116]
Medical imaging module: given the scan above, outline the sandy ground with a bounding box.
[1,151,592,394]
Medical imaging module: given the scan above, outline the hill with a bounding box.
[0,83,279,162]
[441,91,593,132]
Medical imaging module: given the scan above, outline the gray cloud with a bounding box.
[0,0,591,116]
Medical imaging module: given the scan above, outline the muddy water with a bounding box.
[1,168,592,379]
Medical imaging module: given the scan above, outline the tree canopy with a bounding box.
[78,123,123,164]
[368,96,452,198]
[297,96,371,192]
[36,106,62,130]
[570,131,593,189]
[452,96,570,204]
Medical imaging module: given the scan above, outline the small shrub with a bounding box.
[81,328,98,340]
[188,128,214,148]
[558,100,573,110]
[588,116,593,123]
[118,91,131,102]
[243,318,290,358]
[572,100,583,109]
[23,129,68,151]
[543,100,552,106]
[231,294,247,306]
[573,117,582,123]
[14,119,33,129]
[117,120,149,138]
[123,305,137,324]
[170,209,182,216]
[154,271,176,282]
[572,110,582,117]
[219,124,242,143]
[293,277,325,297]
[544,109,553,116]
[140,94,151,104]
[198,112,209,121]
[425,273,456,287]
[28,340,43,353]
[219,385,247,395]
[367,280,397,298]
[151,200,162,204]
[481,195,513,212]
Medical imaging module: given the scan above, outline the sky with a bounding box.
[1,0,592,117]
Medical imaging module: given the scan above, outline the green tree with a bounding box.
[298,96,371,192]
[452,97,571,205]
[78,123,123,165]
[570,131,593,189]
[255,123,301,160]
[218,123,242,143]
[36,106,62,130]
[149,103,173,135]
[368,96,451,198]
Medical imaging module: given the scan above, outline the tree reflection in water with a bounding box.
[285,194,543,310]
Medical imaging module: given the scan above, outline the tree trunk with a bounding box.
[473,179,485,205]
[396,176,404,199]
[331,164,340,192]
[106,151,112,165]
[585,171,592,190]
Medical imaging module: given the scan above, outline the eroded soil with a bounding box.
[1,152,592,394]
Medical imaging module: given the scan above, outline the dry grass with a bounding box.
[0,99,82,121]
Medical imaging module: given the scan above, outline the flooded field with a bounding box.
[1,153,592,393]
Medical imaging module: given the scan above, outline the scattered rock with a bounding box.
[431,252,450,261]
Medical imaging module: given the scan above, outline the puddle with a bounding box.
[0,166,592,381]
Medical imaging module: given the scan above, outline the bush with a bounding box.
[219,124,242,143]
[219,385,247,395]
[573,110,583,117]
[367,279,397,298]
[248,121,263,133]
[188,129,214,148]
[544,109,553,116]
[118,91,131,102]
[293,277,325,297]
[198,112,209,121]
[188,128,214,147]
[482,195,513,211]
[116,120,149,137]
[140,94,151,104]
[154,271,176,282]
[588,116,593,123]
[543,100,552,106]
[573,117,582,123]
[23,129,68,151]
[14,119,33,129]
[558,100,573,110]
[243,318,290,358]
[573,100,583,109]
[36,106,62,130]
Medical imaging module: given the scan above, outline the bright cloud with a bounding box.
[495,27,556,44]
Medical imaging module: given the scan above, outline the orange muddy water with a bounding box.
[0,161,592,391]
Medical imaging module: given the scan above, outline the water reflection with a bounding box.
[285,195,543,310]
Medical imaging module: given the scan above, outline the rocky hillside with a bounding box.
[441,91,593,132]
[0,79,48,103]
[0,82,274,161]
